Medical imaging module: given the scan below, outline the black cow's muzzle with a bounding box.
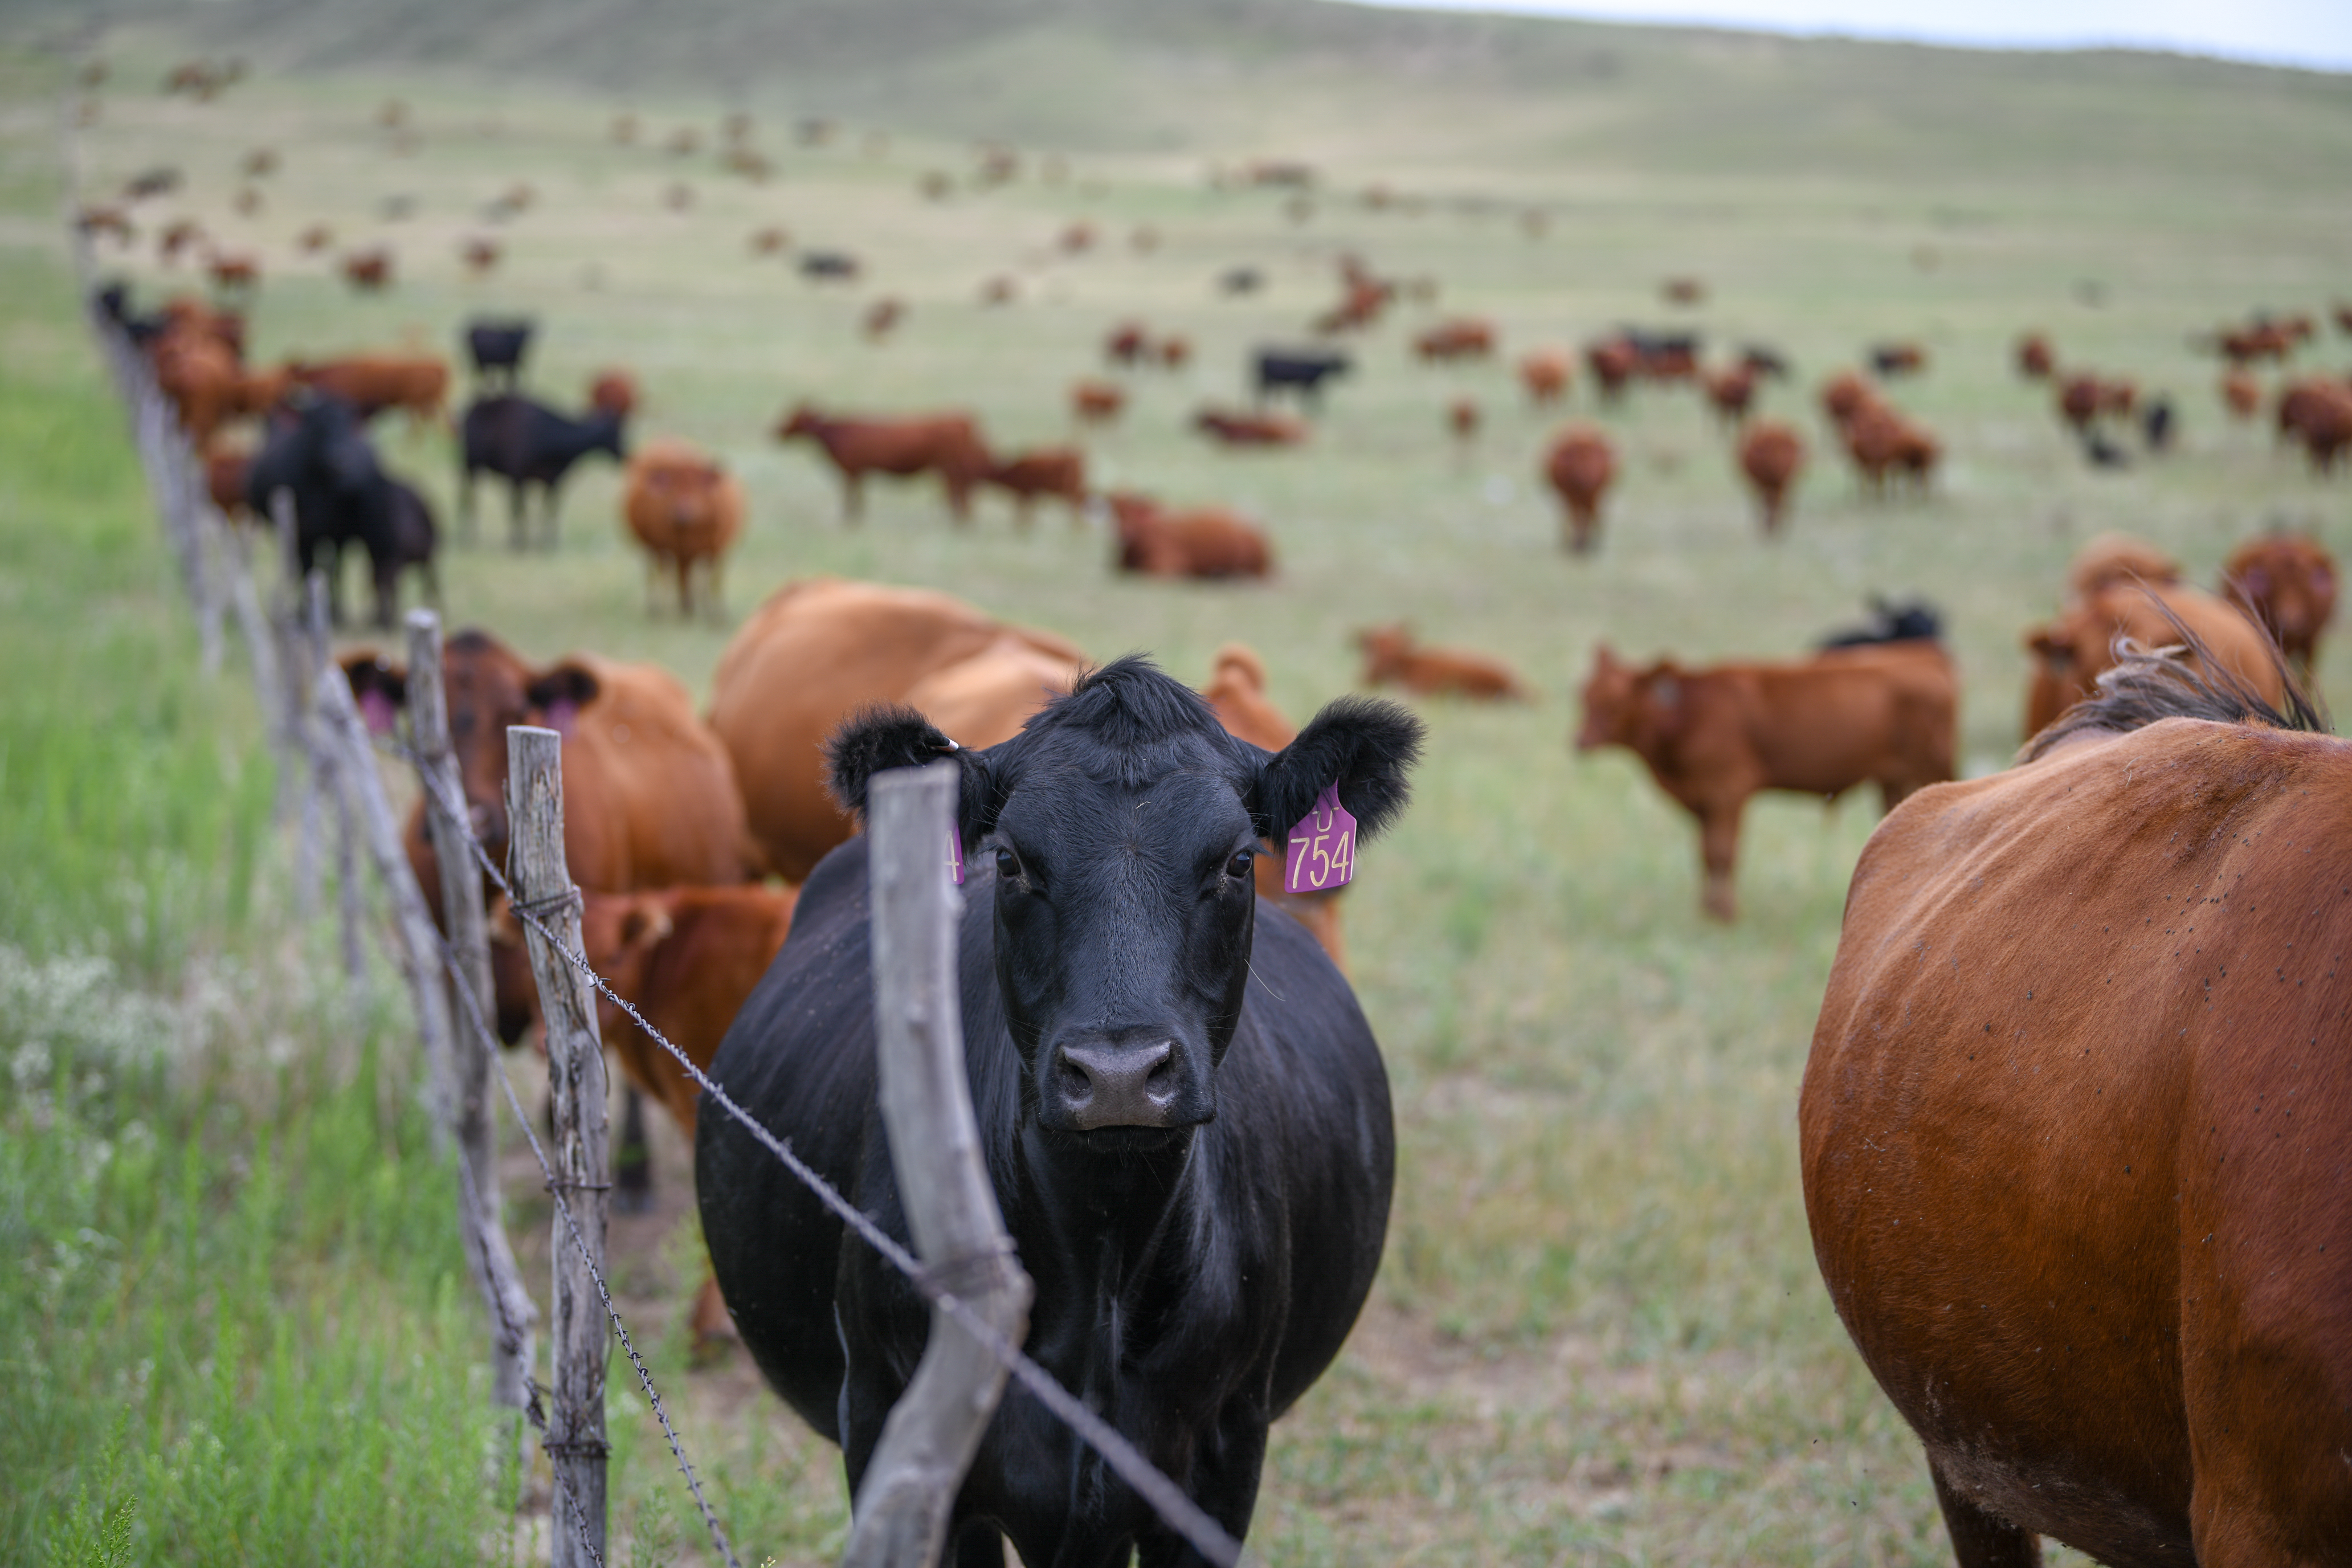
[1051,1033,1191,1131]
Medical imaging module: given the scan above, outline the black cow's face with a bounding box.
[830,658,1420,1151]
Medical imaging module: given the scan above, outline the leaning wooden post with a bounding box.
[843,760,1033,1568]
[507,725,609,1568]
[308,573,366,985]
[408,608,537,1411]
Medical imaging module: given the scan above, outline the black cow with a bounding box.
[463,317,534,389]
[1253,346,1351,410]
[457,393,627,550]
[247,392,436,627]
[1218,266,1264,296]
[799,250,862,281]
[1819,595,1943,649]
[2141,395,2175,452]
[1740,343,1792,379]
[698,658,1422,1567]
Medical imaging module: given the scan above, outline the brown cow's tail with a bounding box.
[2021,602,2324,762]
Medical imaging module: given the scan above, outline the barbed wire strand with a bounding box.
[398,743,1250,1568]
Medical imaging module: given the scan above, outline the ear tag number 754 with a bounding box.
[1284,785,1357,895]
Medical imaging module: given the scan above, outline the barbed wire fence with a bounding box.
[69,161,1254,1568]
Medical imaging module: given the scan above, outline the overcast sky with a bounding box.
[1352,0,2352,71]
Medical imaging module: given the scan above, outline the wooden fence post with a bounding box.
[406,608,538,1410]
[307,573,366,985]
[506,725,609,1568]
[843,760,1033,1568]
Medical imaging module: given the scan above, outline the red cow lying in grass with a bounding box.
[1414,317,1496,361]
[1357,625,1526,701]
[1193,406,1307,447]
[1070,378,1125,424]
[773,403,992,522]
[1577,640,1956,920]
[1106,493,1271,579]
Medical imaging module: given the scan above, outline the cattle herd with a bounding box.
[77,55,2352,1566]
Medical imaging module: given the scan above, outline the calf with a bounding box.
[1253,347,1351,410]
[1109,493,1273,579]
[1542,425,1618,554]
[982,446,1087,528]
[1737,420,1806,536]
[1517,350,1571,405]
[622,438,746,618]
[774,403,991,524]
[1357,624,1526,700]
[698,658,1420,1566]
[459,393,628,549]
[2223,532,2337,676]
[1577,641,1957,920]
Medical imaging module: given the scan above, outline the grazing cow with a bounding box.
[1737,420,1806,536]
[1198,644,1350,969]
[1741,344,1792,380]
[2220,369,2262,419]
[1622,329,1700,382]
[622,438,746,618]
[1577,641,1957,920]
[2216,316,2299,365]
[1312,276,1392,334]
[982,447,1087,528]
[1819,597,1942,648]
[979,275,1016,307]
[459,237,500,275]
[341,247,393,291]
[697,658,1419,1567]
[1800,644,2347,1568]
[708,577,1087,881]
[1357,624,1527,700]
[292,354,450,426]
[458,393,629,550]
[861,297,903,341]
[2223,532,2338,676]
[77,203,134,243]
[207,252,259,292]
[749,226,790,256]
[1867,342,1926,378]
[1835,394,1939,497]
[1517,350,1571,406]
[1158,334,1192,370]
[1413,318,1496,362]
[1819,369,1877,428]
[1194,406,1307,447]
[1661,276,1705,306]
[152,332,262,445]
[2278,378,2352,472]
[1703,362,1757,424]
[772,404,992,524]
[296,223,334,255]
[2141,395,2175,451]
[464,318,533,387]
[1104,321,1152,366]
[1109,493,1273,579]
[1218,266,1264,296]
[2015,332,2055,379]
[246,393,435,627]
[1057,221,1096,254]
[2022,573,2281,738]
[1447,398,1480,443]
[157,219,203,264]
[1543,425,1618,554]
[1253,347,1351,410]
[344,632,756,1039]
[798,251,861,281]
[1069,378,1125,425]
[1586,339,1638,403]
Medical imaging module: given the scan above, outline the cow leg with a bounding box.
[687,1269,737,1360]
[842,471,864,524]
[1697,801,1743,921]
[675,554,693,618]
[372,552,398,630]
[612,1085,652,1214]
[1929,1461,2043,1568]
[506,481,528,552]
[541,481,566,551]
[457,467,478,546]
[1138,1413,1268,1568]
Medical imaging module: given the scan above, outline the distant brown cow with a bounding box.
[158,219,204,263]
[1801,646,2347,1568]
[707,577,1085,880]
[1105,321,1150,366]
[1198,644,1350,969]
[341,247,393,291]
[1661,276,1705,306]
[2278,378,2352,471]
[1841,403,1939,496]
[862,297,904,340]
[1819,370,1878,428]
[1518,350,1571,405]
[460,236,500,274]
[587,370,640,418]
[204,440,255,520]
[623,438,746,618]
[1158,334,1192,370]
[1738,420,1806,536]
[1447,398,1480,443]
[1070,378,1125,424]
[1107,493,1272,580]
[1357,625,1526,701]
[1542,424,1618,554]
[773,403,991,522]
[2220,369,2263,419]
[749,226,789,256]
[2022,575,2282,738]
[1414,318,1496,361]
[983,447,1087,528]
[2015,332,2055,379]
[296,223,334,254]
[1194,407,1306,447]
[1702,363,1757,424]
[2223,532,2338,675]
[1577,641,1957,920]
[1586,340,1637,403]
[292,353,449,426]
[207,252,259,291]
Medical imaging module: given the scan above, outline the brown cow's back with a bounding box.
[1733,645,1955,796]
[1803,716,2352,1562]
[565,654,754,889]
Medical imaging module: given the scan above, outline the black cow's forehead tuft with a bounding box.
[1024,656,1232,751]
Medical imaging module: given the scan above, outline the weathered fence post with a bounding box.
[407,608,537,1410]
[271,489,312,830]
[307,573,366,985]
[843,760,1033,1568]
[506,725,609,1568]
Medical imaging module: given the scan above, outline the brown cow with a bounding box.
[587,370,640,418]
[207,252,259,292]
[344,632,756,1038]
[204,439,255,520]
[2023,577,2282,738]
[1357,625,1527,701]
[2015,332,2055,379]
[2223,532,2338,676]
[2066,531,2182,598]
[296,223,334,255]
[1543,424,1618,554]
[1193,407,1306,448]
[1576,641,1957,920]
[1586,339,1637,402]
[1738,420,1806,536]
[749,226,790,256]
[982,447,1087,528]
[1518,350,1571,406]
[707,577,1085,880]
[158,219,205,264]
[1841,402,1940,496]
[341,247,393,291]
[1819,369,1880,428]
[1104,321,1151,366]
[1108,493,1272,579]
[622,438,746,618]
[2220,369,2263,419]
[292,353,450,426]
[1801,646,2347,1568]
[1414,318,1496,362]
[1158,334,1193,370]
[1702,363,1757,424]
[862,297,904,341]
[1198,644,1350,969]
[1070,378,1125,425]
[459,236,500,275]
[1447,398,1480,443]
[773,403,992,522]
[2278,378,2352,471]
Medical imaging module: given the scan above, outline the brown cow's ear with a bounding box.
[1251,695,1424,844]
[526,662,599,737]
[342,653,407,734]
[824,703,999,846]
[618,903,674,949]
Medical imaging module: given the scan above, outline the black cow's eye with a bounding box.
[995,848,1022,880]
[1225,849,1254,879]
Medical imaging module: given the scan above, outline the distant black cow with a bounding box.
[1219,265,1265,296]
[2142,396,2175,452]
[798,250,861,281]
[92,281,170,348]
[458,393,627,550]
[1253,346,1352,410]
[464,317,534,389]
[1819,596,1943,649]
[1740,343,1792,379]
[699,658,1422,1567]
[1619,328,1700,379]
[2084,429,2132,469]
[247,392,437,627]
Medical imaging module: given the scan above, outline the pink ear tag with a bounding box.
[947,831,965,887]
[1284,785,1357,894]
[357,689,398,736]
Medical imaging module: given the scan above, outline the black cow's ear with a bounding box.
[342,654,408,735]
[526,662,600,737]
[824,704,999,843]
[1251,695,1423,843]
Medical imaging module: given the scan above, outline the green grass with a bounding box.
[9,15,2351,1564]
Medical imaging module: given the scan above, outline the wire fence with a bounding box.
[75,248,1253,1567]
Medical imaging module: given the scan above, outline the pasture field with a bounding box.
[8,18,2351,1563]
